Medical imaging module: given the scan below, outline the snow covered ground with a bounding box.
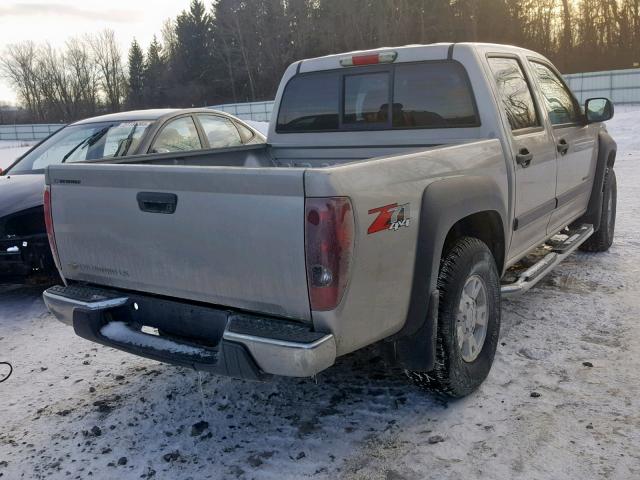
[0,141,36,170]
[1,107,639,479]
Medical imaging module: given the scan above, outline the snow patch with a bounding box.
[0,140,36,170]
[100,321,212,357]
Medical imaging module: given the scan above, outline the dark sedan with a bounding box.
[0,108,265,280]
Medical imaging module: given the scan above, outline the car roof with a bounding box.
[70,108,251,126]
[71,109,180,125]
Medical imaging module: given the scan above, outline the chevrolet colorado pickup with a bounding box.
[43,43,617,397]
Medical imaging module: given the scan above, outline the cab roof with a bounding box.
[297,42,545,74]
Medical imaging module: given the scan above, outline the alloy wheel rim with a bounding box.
[457,274,488,363]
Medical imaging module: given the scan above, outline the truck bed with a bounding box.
[85,142,445,169]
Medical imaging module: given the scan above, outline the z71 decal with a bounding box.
[367,202,411,234]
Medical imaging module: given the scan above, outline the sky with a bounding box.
[0,0,194,104]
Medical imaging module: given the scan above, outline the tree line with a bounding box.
[2,0,640,124]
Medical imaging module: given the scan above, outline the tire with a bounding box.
[407,237,501,398]
[580,168,616,252]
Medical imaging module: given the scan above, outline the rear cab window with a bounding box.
[276,61,479,133]
[276,72,340,132]
[343,72,390,127]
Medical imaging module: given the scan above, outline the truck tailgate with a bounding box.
[46,164,311,321]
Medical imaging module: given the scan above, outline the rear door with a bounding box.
[47,163,311,321]
[527,60,596,232]
[486,56,558,259]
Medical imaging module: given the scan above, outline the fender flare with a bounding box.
[578,130,617,231]
[392,175,508,371]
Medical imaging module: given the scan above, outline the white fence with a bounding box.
[210,101,274,122]
[0,123,63,141]
[564,68,640,104]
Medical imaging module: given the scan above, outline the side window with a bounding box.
[198,115,243,148]
[488,57,540,131]
[151,117,202,153]
[530,61,580,125]
[235,122,256,141]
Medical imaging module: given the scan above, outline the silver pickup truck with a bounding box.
[43,43,617,397]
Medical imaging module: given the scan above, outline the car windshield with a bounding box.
[7,120,153,174]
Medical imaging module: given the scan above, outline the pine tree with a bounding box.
[126,39,145,109]
[171,0,213,106]
[143,36,166,108]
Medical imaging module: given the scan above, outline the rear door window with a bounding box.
[197,115,243,148]
[488,57,540,131]
[150,117,202,153]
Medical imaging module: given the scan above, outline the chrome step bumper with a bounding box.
[501,224,594,298]
[44,285,335,379]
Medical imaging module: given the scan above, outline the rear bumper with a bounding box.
[43,285,336,379]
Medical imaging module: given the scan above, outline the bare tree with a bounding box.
[90,29,127,112]
[0,42,44,120]
[66,38,99,118]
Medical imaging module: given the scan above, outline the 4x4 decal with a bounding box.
[367,203,411,234]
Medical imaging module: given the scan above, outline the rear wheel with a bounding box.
[580,168,616,252]
[408,237,501,398]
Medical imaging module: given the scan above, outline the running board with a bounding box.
[501,224,594,297]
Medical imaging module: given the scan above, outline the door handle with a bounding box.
[137,192,178,214]
[516,148,533,168]
[557,138,569,155]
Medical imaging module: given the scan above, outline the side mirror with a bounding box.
[585,98,614,123]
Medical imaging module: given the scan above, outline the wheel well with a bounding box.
[443,211,505,273]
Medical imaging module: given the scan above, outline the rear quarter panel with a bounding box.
[305,139,508,355]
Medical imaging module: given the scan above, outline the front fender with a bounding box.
[578,130,616,231]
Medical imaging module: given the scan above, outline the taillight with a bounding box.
[305,197,354,311]
[339,51,397,67]
[43,185,62,271]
